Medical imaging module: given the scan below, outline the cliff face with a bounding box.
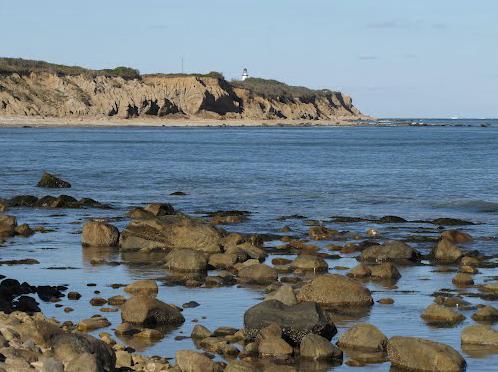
[0,72,362,121]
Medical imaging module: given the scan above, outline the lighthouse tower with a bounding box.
[241,68,249,81]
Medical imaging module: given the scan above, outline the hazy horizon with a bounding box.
[1,0,497,118]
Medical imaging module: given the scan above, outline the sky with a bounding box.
[0,0,497,118]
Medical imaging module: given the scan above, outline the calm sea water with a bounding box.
[1,120,498,371]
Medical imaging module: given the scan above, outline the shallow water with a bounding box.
[1,121,498,370]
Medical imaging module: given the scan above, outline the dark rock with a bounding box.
[431,218,473,226]
[359,241,419,263]
[81,221,120,247]
[8,195,38,207]
[37,172,71,188]
[121,296,185,327]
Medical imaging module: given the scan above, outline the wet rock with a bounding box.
[8,194,39,207]
[366,228,380,237]
[452,273,474,286]
[472,305,498,322]
[461,324,498,346]
[377,298,394,305]
[431,218,473,226]
[51,332,115,371]
[338,323,387,352]
[121,296,185,326]
[244,300,336,345]
[90,297,108,306]
[15,224,34,237]
[134,328,163,339]
[308,226,337,240]
[0,199,7,212]
[264,284,297,306]
[238,264,277,285]
[119,214,223,253]
[378,215,407,223]
[300,333,343,360]
[77,316,111,331]
[434,296,472,309]
[37,172,71,188]
[359,241,419,263]
[433,239,463,263]
[191,325,212,339]
[460,256,480,267]
[171,191,187,196]
[0,215,17,237]
[290,254,329,272]
[421,304,465,325]
[208,253,238,269]
[258,330,293,360]
[81,221,119,247]
[67,291,81,300]
[182,301,200,308]
[115,350,132,368]
[369,263,401,280]
[347,263,372,278]
[441,230,473,244]
[227,241,266,261]
[165,248,208,272]
[144,203,175,216]
[209,210,249,224]
[13,295,40,313]
[296,274,373,307]
[224,360,256,372]
[175,350,221,372]
[387,336,466,371]
[480,282,498,295]
[124,280,158,297]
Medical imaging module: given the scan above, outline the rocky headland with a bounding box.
[0,58,367,126]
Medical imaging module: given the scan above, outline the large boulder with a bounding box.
[421,304,465,326]
[461,325,498,347]
[296,274,373,307]
[175,350,221,372]
[441,230,472,244]
[121,295,185,326]
[0,199,7,212]
[291,255,329,272]
[387,336,466,371]
[119,214,222,253]
[144,203,175,216]
[264,284,297,306]
[369,263,401,280]
[432,239,463,263]
[37,172,71,188]
[81,221,119,247]
[472,305,498,322]
[359,241,419,262]
[337,323,387,352]
[165,248,208,272]
[300,333,343,360]
[244,300,336,345]
[51,332,115,372]
[0,215,17,237]
[238,264,277,284]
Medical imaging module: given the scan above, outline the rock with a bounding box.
[0,215,17,237]
[209,210,249,224]
[144,203,175,216]
[124,280,158,297]
[0,199,7,212]
[67,292,82,300]
[359,241,419,262]
[441,230,472,244]
[244,300,336,345]
[51,332,115,371]
[378,215,407,223]
[264,284,297,306]
[366,228,380,237]
[238,264,277,285]
[434,296,472,309]
[296,274,373,307]
[452,273,474,286]
[224,360,256,372]
[480,282,498,294]
[432,239,463,263]
[115,350,133,368]
[15,224,34,237]
[421,304,465,325]
[107,295,126,306]
[8,194,39,207]
[81,221,119,247]
[119,214,222,253]
[300,333,343,360]
[387,336,465,371]
[460,256,479,267]
[369,263,401,280]
[431,218,473,226]
[77,316,111,331]
[175,350,221,372]
[208,253,238,269]
[37,172,71,188]
[290,255,329,272]
[121,296,185,326]
[165,248,208,272]
[377,298,394,305]
[134,328,163,339]
[472,305,498,321]
[338,323,387,352]
[258,335,293,359]
[191,325,212,339]
[182,301,200,308]
[90,297,107,306]
[347,263,372,278]
[308,226,337,240]
[461,324,498,346]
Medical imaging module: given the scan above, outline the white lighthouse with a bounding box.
[241,68,249,81]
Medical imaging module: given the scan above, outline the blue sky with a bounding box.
[1,0,497,118]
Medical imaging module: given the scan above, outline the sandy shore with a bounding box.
[0,115,373,128]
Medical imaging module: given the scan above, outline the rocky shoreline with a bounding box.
[1,173,498,371]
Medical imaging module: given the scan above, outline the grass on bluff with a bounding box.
[144,71,225,79]
[0,57,141,80]
[231,77,336,100]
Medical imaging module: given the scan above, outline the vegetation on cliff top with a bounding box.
[0,58,140,80]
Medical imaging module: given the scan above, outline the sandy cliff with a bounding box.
[0,63,364,122]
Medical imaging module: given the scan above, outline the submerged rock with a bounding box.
[461,324,498,347]
[359,241,419,263]
[441,230,473,244]
[291,254,329,272]
[472,305,498,322]
[37,172,71,188]
[369,263,401,280]
[296,274,373,307]
[387,336,466,371]
[421,304,465,326]
[81,221,119,247]
[244,300,336,345]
